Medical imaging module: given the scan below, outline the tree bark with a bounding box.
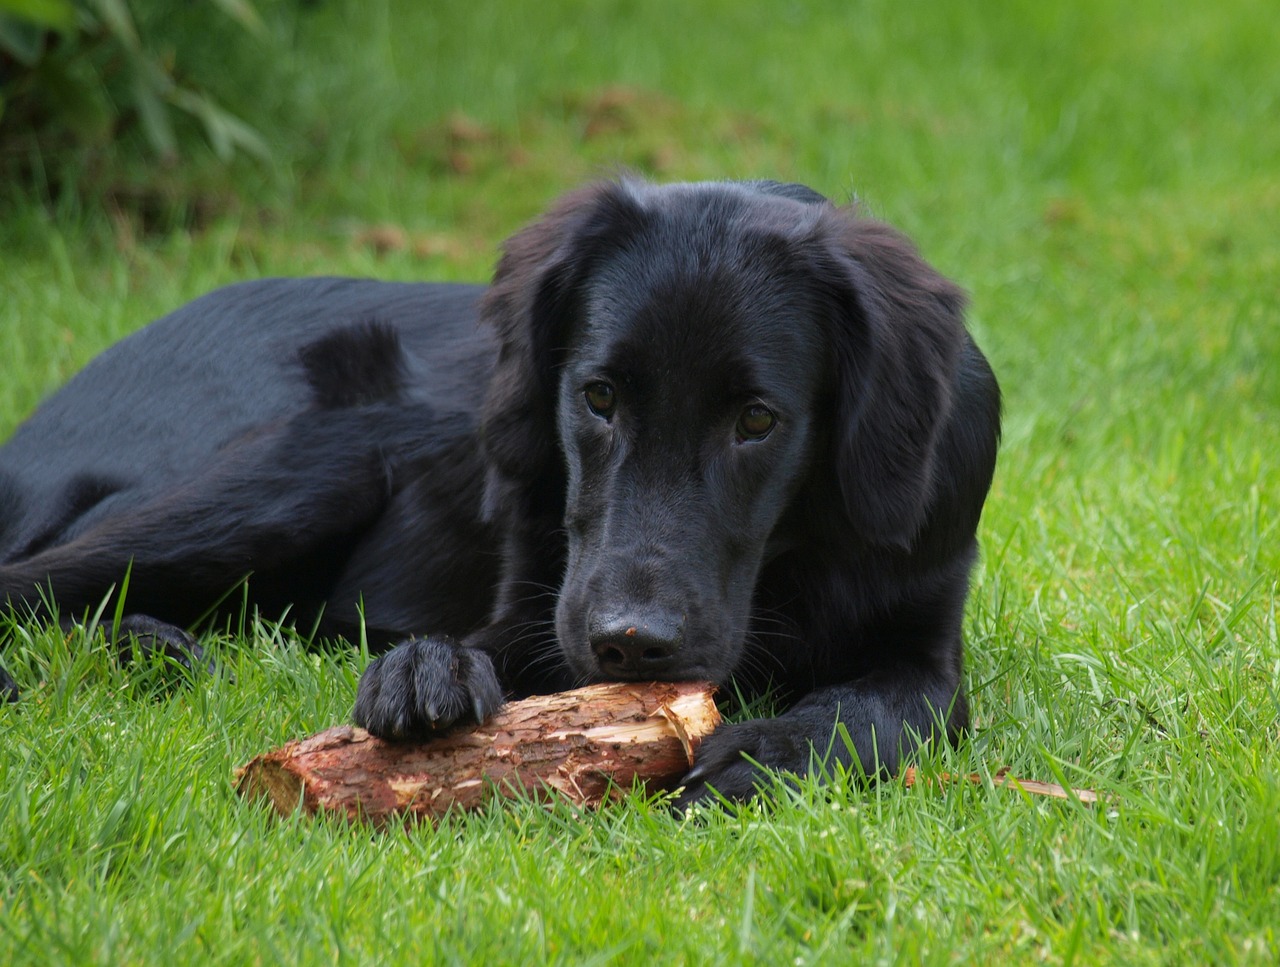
[235,681,720,825]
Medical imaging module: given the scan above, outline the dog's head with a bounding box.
[480,178,967,684]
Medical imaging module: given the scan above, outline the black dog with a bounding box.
[0,179,1000,803]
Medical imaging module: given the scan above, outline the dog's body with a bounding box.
[0,279,501,646]
[1,179,1000,803]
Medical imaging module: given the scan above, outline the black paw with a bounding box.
[352,637,504,740]
[674,700,893,810]
[675,717,815,809]
[112,614,211,675]
[1,662,18,702]
[2,614,212,701]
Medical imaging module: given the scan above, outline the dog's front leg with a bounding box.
[674,663,967,808]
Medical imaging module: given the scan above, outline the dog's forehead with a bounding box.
[573,250,826,402]
[560,186,834,404]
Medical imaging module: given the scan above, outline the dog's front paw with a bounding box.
[675,701,865,809]
[352,637,504,740]
[675,718,814,808]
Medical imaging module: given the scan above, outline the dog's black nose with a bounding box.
[588,609,684,677]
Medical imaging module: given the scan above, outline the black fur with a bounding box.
[1,180,1000,804]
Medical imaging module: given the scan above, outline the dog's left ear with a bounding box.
[479,182,645,520]
[813,213,968,549]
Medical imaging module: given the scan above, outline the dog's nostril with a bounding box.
[588,609,684,676]
[597,644,626,666]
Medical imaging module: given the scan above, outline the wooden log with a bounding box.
[235,680,720,825]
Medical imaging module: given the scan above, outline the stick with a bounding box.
[902,766,1101,804]
[235,681,720,825]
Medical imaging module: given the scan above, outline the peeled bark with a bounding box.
[235,680,720,825]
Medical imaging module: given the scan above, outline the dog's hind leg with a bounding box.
[0,402,446,694]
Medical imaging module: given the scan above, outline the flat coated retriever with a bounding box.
[0,179,1000,804]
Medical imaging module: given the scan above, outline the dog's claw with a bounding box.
[681,762,708,785]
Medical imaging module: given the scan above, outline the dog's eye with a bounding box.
[584,381,616,419]
[736,404,776,442]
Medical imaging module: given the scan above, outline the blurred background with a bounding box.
[4,1,1273,258]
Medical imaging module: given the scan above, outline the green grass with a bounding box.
[2,0,1278,962]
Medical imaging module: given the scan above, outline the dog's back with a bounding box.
[1,278,489,563]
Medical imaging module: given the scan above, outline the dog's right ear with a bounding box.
[804,210,970,550]
[479,181,644,521]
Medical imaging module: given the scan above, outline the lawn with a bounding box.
[2,0,1278,962]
